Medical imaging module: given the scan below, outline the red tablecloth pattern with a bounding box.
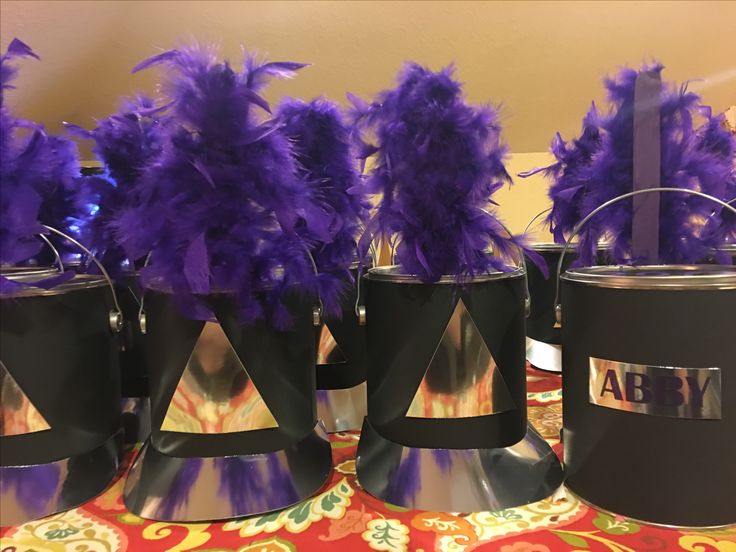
[2,366,735,551]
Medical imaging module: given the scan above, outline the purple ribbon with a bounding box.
[632,70,662,262]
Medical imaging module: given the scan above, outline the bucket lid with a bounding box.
[1,272,109,298]
[561,265,736,290]
[0,266,61,279]
[366,265,524,284]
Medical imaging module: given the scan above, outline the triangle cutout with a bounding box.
[160,321,279,433]
[0,360,51,435]
[406,299,516,419]
[316,323,347,365]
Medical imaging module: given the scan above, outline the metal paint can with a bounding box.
[123,289,332,522]
[0,273,123,526]
[561,265,736,527]
[316,262,369,433]
[356,266,563,511]
[525,244,572,373]
[117,273,151,444]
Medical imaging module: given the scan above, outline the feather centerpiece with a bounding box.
[535,63,736,265]
[0,38,80,288]
[114,44,331,327]
[349,62,524,283]
[66,95,169,277]
[276,97,369,314]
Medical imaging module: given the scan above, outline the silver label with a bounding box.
[588,357,722,419]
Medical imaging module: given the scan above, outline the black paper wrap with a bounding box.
[315,267,368,390]
[0,284,122,467]
[145,290,318,458]
[363,272,527,450]
[562,280,736,527]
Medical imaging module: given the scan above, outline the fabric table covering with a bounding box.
[2,365,735,552]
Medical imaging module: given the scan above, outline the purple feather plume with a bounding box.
[68,95,169,277]
[1,39,81,283]
[540,63,736,265]
[276,97,369,315]
[114,44,325,326]
[349,63,524,282]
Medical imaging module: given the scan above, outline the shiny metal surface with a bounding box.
[0,273,109,297]
[589,357,722,419]
[356,418,564,511]
[160,321,279,433]
[0,432,121,526]
[124,424,333,521]
[367,265,524,284]
[0,360,51,436]
[316,324,347,365]
[406,299,515,418]
[525,338,562,373]
[0,266,59,278]
[317,382,366,432]
[562,265,736,290]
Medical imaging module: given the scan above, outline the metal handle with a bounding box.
[522,207,553,238]
[553,187,736,325]
[42,225,123,333]
[38,234,65,274]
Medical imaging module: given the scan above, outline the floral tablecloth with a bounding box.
[2,366,735,552]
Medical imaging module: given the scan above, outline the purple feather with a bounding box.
[349,62,524,282]
[276,97,370,316]
[66,94,168,277]
[539,63,736,265]
[114,44,327,326]
[1,40,81,284]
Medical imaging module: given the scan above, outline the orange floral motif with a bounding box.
[499,543,551,552]
[319,505,372,542]
[410,512,478,546]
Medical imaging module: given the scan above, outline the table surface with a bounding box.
[2,365,735,552]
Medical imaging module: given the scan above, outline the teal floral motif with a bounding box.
[495,509,523,521]
[369,521,400,545]
[362,518,410,551]
[592,512,641,535]
[44,526,80,539]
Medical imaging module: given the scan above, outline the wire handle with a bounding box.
[553,187,736,325]
[522,207,553,239]
[41,225,123,333]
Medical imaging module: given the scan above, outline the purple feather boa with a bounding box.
[539,63,736,265]
[113,44,332,326]
[349,63,527,282]
[1,39,81,286]
[276,97,369,313]
[67,95,169,277]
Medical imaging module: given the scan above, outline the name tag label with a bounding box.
[588,357,722,419]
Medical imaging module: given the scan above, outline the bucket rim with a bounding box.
[561,264,736,290]
[1,272,109,298]
[366,265,524,284]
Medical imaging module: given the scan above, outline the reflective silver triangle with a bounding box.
[316,323,347,365]
[0,360,51,435]
[161,321,279,433]
[406,299,516,418]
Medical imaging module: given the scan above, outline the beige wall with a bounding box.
[1,0,733,234]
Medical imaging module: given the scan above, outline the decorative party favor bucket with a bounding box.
[525,243,572,373]
[356,266,564,511]
[117,274,151,443]
[0,237,124,526]
[123,290,332,522]
[560,189,736,527]
[562,265,736,527]
[316,263,369,433]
